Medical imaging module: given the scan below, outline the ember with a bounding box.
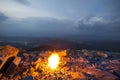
[48,53,60,69]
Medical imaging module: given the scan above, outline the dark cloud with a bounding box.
[0,12,8,36]
[110,18,120,33]
[15,0,30,5]
[0,17,74,37]
[0,12,8,22]
[75,16,120,39]
[0,15,120,40]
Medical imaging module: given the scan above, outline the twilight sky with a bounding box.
[0,0,120,40]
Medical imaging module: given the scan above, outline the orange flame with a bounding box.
[48,53,60,69]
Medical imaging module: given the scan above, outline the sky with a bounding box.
[0,0,120,40]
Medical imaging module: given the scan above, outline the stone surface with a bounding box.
[0,45,19,70]
[0,45,120,80]
[0,45,19,78]
[4,57,21,77]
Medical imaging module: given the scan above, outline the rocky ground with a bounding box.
[0,45,120,80]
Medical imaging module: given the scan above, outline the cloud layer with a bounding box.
[15,0,30,5]
[75,16,120,36]
[0,13,120,40]
[0,12,8,22]
[0,0,120,40]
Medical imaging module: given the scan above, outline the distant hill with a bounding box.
[28,45,57,51]
[0,37,120,52]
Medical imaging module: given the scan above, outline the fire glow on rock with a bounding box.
[48,53,60,69]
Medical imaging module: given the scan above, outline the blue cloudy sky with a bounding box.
[0,0,120,40]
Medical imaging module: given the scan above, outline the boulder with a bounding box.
[0,45,19,78]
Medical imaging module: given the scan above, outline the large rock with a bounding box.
[0,45,19,78]
[113,71,120,78]
[84,68,118,80]
[22,75,34,80]
[4,56,21,77]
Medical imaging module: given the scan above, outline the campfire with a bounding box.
[48,53,60,69]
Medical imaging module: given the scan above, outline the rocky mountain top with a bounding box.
[0,45,120,80]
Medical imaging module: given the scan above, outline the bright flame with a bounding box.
[48,54,60,69]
